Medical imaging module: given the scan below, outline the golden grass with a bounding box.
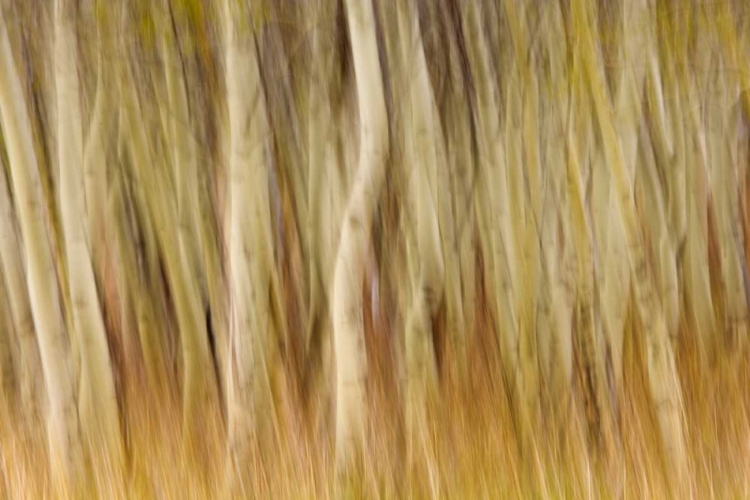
[1,303,748,499]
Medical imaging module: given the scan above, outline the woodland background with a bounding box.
[0,0,749,498]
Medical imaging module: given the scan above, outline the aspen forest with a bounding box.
[2,0,750,497]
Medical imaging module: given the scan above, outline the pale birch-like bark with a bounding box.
[0,265,17,405]
[450,107,476,364]
[501,75,541,461]
[0,8,84,484]
[54,0,122,462]
[702,43,749,358]
[156,7,229,408]
[644,51,682,337]
[112,103,173,399]
[82,2,117,275]
[589,0,650,395]
[681,71,717,362]
[305,0,346,441]
[82,56,109,251]
[460,0,520,418]
[686,10,722,364]
[536,4,575,417]
[436,156,467,381]
[421,12,467,379]
[503,0,545,446]
[224,0,278,473]
[120,56,219,447]
[0,154,43,418]
[561,104,617,464]
[333,0,389,471]
[636,118,680,348]
[161,10,229,417]
[161,18,205,308]
[430,1,475,377]
[397,1,443,490]
[572,0,687,484]
[655,40,687,257]
[537,129,575,414]
[650,25,692,349]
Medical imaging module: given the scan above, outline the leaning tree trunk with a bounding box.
[161,13,206,320]
[82,1,118,284]
[224,0,278,484]
[332,0,389,474]
[536,2,575,424]
[681,70,716,365]
[397,0,444,492]
[503,0,546,452]
[571,0,687,487]
[643,51,681,340]
[54,0,123,464]
[460,0,520,421]
[119,52,219,453]
[561,100,618,471]
[304,0,346,446]
[0,264,18,408]
[0,7,84,485]
[703,58,749,362]
[0,153,43,420]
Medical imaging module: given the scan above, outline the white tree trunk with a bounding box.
[572,0,687,484]
[0,8,84,484]
[54,0,122,463]
[397,1,443,490]
[333,0,389,472]
[0,155,43,419]
[82,13,117,276]
[224,0,278,476]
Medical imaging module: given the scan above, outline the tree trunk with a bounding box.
[305,0,345,446]
[0,264,18,407]
[571,0,687,486]
[333,0,389,473]
[0,153,43,420]
[119,54,219,453]
[0,7,84,485]
[54,0,123,464]
[397,0,443,492]
[224,0,278,482]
